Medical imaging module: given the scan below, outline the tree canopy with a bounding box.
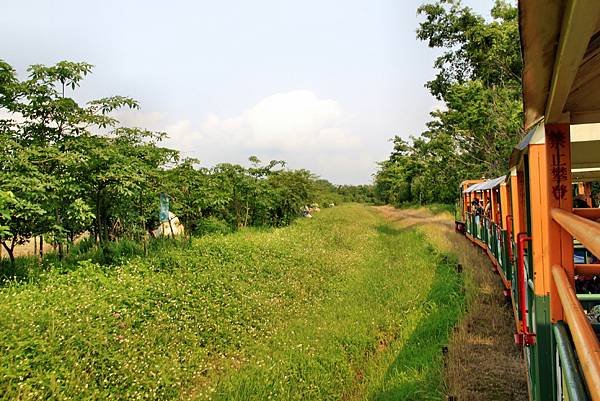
[375,0,523,205]
[0,60,346,267]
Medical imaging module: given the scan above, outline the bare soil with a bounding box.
[0,232,90,259]
[374,206,528,401]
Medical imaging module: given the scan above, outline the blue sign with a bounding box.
[159,193,170,222]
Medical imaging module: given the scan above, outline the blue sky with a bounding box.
[1,0,490,184]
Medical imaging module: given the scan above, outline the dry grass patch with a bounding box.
[374,206,528,401]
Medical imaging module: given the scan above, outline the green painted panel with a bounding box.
[501,230,512,281]
[529,295,557,401]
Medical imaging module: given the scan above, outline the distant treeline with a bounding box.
[0,60,369,266]
[337,184,375,204]
[374,0,523,206]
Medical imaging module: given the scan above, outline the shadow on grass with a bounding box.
[375,224,405,236]
[370,229,464,401]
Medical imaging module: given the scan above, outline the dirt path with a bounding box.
[374,206,528,401]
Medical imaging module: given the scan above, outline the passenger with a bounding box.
[472,198,482,226]
[574,195,591,208]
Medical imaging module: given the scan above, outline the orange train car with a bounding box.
[455,1,600,400]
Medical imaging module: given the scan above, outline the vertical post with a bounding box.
[467,191,471,214]
[527,123,574,401]
[577,182,585,197]
[529,123,574,320]
[491,188,500,224]
[510,167,526,236]
[462,184,468,221]
[500,183,511,230]
[585,182,593,207]
[483,189,490,214]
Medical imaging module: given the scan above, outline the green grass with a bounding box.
[0,204,464,400]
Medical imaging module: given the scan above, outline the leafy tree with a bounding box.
[0,191,13,238]
[417,0,521,100]
[336,184,374,204]
[0,133,53,264]
[375,0,522,206]
[0,58,343,271]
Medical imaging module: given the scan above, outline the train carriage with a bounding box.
[456,1,600,400]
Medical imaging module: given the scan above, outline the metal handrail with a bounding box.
[577,293,600,302]
[554,321,588,401]
[551,208,600,258]
[552,265,600,401]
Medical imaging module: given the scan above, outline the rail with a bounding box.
[573,208,600,220]
[577,293,600,302]
[552,265,600,401]
[551,208,600,258]
[554,321,588,401]
[575,264,600,276]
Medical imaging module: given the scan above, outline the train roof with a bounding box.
[464,176,506,193]
[520,0,600,129]
[510,123,600,181]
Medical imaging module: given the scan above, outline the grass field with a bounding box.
[375,206,528,401]
[0,204,465,401]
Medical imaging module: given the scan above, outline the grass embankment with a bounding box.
[375,206,528,401]
[0,204,464,401]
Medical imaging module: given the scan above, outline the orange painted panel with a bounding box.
[500,183,511,230]
[528,124,574,322]
[510,170,526,237]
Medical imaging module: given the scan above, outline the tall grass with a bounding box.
[0,204,464,400]
[0,236,193,284]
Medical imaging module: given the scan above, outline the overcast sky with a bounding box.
[1,0,490,184]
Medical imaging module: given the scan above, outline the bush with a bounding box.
[195,216,233,236]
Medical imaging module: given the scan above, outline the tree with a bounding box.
[0,58,342,270]
[0,128,53,264]
[0,60,178,265]
[375,0,522,205]
[0,191,13,238]
[416,0,522,177]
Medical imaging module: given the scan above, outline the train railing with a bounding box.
[464,213,512,288]
[553,321,589,401]
[575,264,600,276]
[465,206,600,398]
[552,265,600,400]
[550,208,600,400]
[551,209,600,258]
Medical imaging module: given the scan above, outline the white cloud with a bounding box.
[116,110,165,128]
[115,90,373,183]
[199,90,360,150]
